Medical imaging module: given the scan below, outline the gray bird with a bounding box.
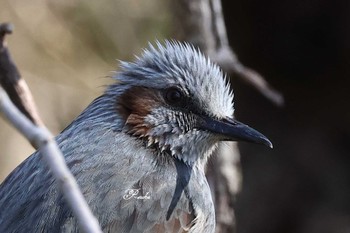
[0,41,271,233]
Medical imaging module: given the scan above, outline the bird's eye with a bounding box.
[165,87,184,105]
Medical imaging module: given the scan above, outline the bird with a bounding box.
[0,41,272,233]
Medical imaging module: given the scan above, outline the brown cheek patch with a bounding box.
[117,86,162,137]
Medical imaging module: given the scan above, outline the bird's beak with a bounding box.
[197,116,273,148]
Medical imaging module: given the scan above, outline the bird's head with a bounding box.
[109,41,272,166]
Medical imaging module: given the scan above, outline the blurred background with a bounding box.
[1,0,349,232]
[0,0,170,179]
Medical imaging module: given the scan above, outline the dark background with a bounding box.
[222,0,350,232]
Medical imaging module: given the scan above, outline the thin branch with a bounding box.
[210,0,230,47]
[173,0,284,106]
[211,46,284,106]
[0,22,102,233]
[209,0,283,106]
[0,23,43,126]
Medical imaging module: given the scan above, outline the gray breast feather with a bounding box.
[0,127,198,232]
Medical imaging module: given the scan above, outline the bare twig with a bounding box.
[212,47,284,106]
[0,23,13,44]
[0,23,43,126]
[173,0,284,106]
[0,23,102,233]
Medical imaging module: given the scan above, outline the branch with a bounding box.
[211,47,284,106]
[0,23,44,126]
[0,23,102,233]
[173,0,284,106]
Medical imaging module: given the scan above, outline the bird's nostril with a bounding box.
[222,117,237,125]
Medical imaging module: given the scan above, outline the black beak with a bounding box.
[197,116,273,148]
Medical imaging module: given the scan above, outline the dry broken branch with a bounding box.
[0,23,43,127]
[0,22,102,233]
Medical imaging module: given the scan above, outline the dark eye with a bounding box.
[165,87,184,105]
